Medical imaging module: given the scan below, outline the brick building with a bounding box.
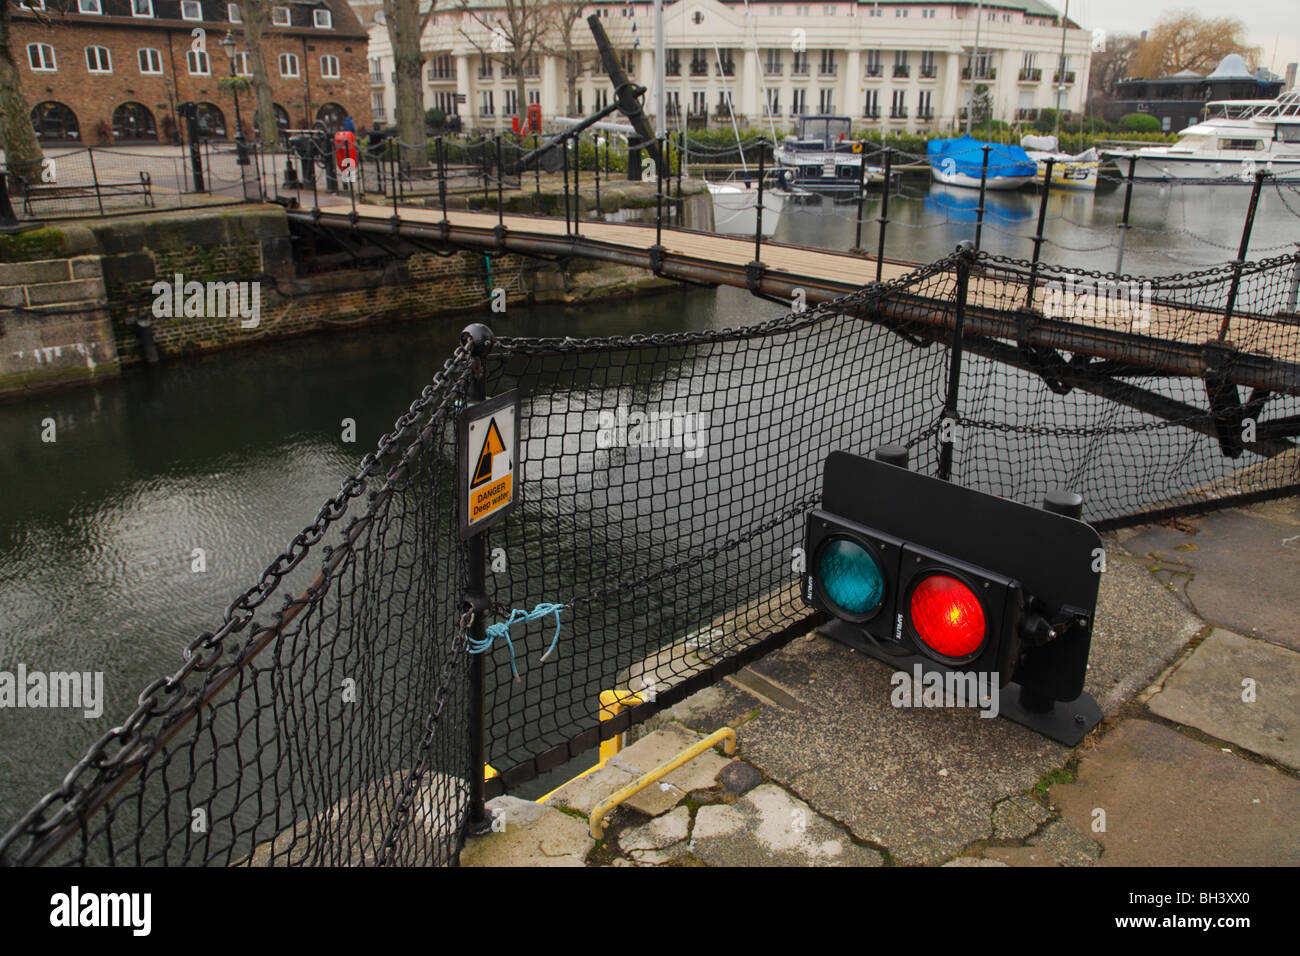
[10,0,370,145]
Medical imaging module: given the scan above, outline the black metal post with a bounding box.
[1024,158,1054,309]
[438,137,448,223]
[0,169,19,227]
[573,132,581,237]
[85,147,105,216]
[655,134,664,248]
[938,241,975,482]
[495,134,504,230]
[461,322,494,837]
[1114,155,1136,275]
[181,105,205,192]
[754,139,765,263]
[392,143,400,220]
[594,134,601,218]
[482,138,490,210]
[875,147,892,282]
[562,138,571,234]
[1219,168,1266,341]
[675,131,684,226]
[534,136,541,208]
[854,149,867,250]
[974,144,990,251]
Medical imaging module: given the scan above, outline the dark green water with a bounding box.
[2,180,1296,834]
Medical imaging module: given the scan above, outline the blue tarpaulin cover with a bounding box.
[927,135,1038,179]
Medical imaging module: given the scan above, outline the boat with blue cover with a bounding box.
[927,136,1038,190]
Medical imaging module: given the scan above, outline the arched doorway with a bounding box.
[30,101,80,142]
[253,103,291,138]
[112,102,157,142]
[178,101,227,140]
[315,102,347,132]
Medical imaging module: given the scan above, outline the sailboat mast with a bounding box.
[967,0,983,135]
[1054,0,1069,139]
[654,0,665,137]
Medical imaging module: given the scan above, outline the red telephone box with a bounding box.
[333,129,358,171]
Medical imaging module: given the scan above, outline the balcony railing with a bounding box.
[689,62,709,76]
[819,64,837,76]
[1016,108,1040,121]
[1018,67,1042,82]
[893,65,910,78]
[890,107,908,119]
[865,65,882,78]
[372,108,387,121]
[962,66,997,80]
[917,108,934,120]
[1054,70,1076,84]
[666,64,681,76]
[919,66,937,78]
[478,107,494,116]
[862,106,880,119]
[791,62,809,76]
[428,69,456,82]
[370,71,384,84]
[716,62,736,76]
[763,105,782,117]
[764,64,783,76]
[477,67,493,79]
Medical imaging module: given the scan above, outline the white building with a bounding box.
[364,0,1092,135]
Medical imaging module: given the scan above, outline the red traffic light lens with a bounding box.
[909,574,986,660]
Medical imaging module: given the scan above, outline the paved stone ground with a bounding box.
[462,498,1300,867]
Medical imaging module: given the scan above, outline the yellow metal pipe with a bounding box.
[598,689,642,763]
[588,727,737,839]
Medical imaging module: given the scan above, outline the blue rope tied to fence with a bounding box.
[466,603,566,679]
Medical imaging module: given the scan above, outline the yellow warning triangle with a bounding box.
[471,418,506,488]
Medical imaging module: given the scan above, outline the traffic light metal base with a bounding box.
[821,620,1102,747]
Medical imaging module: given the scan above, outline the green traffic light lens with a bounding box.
[816,538,885,618]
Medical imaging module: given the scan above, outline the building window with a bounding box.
[77,0,101,13]
[891,89,907,118]
[479,90,494,116]
[17,0,46,9]
[234,52,252,76]
[228,3,242,23]
[181,0,202,20]
[868,5,881,15]
[527,90,540,106]
[85,46,112,74]
[188,49,210,75]
[112,102,157,141]
[791,89,807,116]
[764,87,780,116]
[818,88,834,113]
[917,89,933,118]
[138,48,163,75]
[865,49,881,77]
[504,89,518,115]
[764,48,782,75]
[863,89,879,118]
[371,92,385,121]
[895,7,907,16]
[313,8,332,28]
[279,53,299,78]
[131,0,153,18]
[31,101,80,140]
[819,49,835,76]
[27,43,57,72]
[272,6,290,26]
[319,55,339,78]
[922,8,935,18]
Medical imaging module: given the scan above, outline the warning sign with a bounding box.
[459,390,519,537]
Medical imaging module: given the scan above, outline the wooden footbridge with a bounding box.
[291,201,1300,427]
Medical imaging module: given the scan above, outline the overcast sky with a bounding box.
[1047,0,1299,78]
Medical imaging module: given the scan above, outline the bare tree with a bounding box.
[546,0,585,115]
[1,1,47,183]
[1087,32,1139,112]
[458,0,552,126]
[384,0,435,165]
[1131,11,1261,78]
[233,0,282,149]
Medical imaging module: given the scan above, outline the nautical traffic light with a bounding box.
[802,448,1103,744]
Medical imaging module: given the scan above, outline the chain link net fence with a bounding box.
[0,349,477,867]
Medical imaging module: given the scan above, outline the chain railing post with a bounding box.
[495,133,504,231]
[573,132,581,237]
[534,135,541,208]
[1023,157,1054,309]
[86,147,105,217]
[875,146,892,282]
[854,147,867,250]
[594,133,601,218]
[562,137,571,234]
[974,144,990,251]
[938,241,975,482]
[754,138,765,262]
[438,136,448,224]
[461,322,494,838]
[1114,155,1136,275]
[1218,168,1266,341]
[655,134,665,247]
[675,131,684,226]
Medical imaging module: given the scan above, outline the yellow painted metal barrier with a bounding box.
[598,689,643,763]
[588,727,737,838]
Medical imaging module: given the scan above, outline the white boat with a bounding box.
[774,116,886,192]
[1021,135,1099,190]
[705,178,786,236]
[1102,89,1300,180]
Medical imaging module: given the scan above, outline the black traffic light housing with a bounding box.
[803,449,1103,745]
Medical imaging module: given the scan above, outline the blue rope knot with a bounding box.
[466,603,566,680]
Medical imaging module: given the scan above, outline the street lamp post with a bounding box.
[219,30,250,196]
